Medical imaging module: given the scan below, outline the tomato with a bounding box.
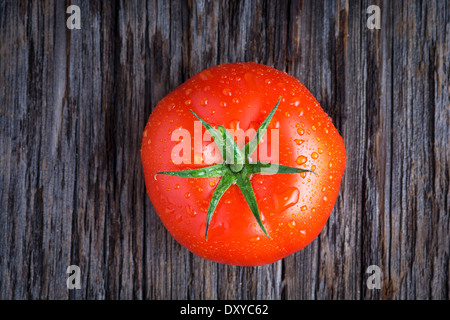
[141,62,346,266]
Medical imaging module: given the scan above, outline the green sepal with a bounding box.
[205,173,236,240]
[245,162,316,175]
[243,96,281,161]
[218,125,245,172]
[190,110,225,159]
[155,164,228,179]
[235,167,271,238]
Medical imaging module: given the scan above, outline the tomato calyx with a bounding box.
[155,97,316,239]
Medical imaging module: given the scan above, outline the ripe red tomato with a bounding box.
[141,62,346,266]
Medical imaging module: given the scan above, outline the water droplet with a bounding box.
[297,128,305,135]
[299,230,307,237]
[165,207,174,215]
[185,192,191,199]
[232,97,240,104]
[288,220,296,228]
[254,176,264,185]
[301,205,307,211]
[185,88,193,95]
[268,116,280,129]
[328,162,333,168]
[312,125,317,131]
[174,184,180,189]
[200,97,208,106]
[222,88,232,96]
[322,186,326,192]
[250,236,261,242]
[289,97,301,107]
[323,196,328,201]
[198,223,206,238]
[311,152,319,159]
[285,111,291,117]
[143,130,148,137]
[185,99,192,106]
[294,139,305,146]
[318,148,323,154]
[273,187,299,213]
[209,181,215,187]
[296,155,307,165]
[199,70,213,80]
[329,175,333,180]
[186,205,197,217]
[228,119,240,130]
[220,101,227,107]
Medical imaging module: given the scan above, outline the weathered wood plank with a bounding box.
[0,0,448,300]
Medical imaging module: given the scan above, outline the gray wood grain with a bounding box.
[0,0,448,300]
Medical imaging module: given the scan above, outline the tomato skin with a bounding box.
[141,62,346,266]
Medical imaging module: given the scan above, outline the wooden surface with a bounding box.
[0,0,448,300]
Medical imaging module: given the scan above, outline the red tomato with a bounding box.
[141,62,346,266]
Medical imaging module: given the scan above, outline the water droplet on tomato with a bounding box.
[318,148,323,154]
[198,223,206,238]
[288,220,296,228]
[185,192,191,199]
[268,116,280,129]
[289,97,301,107]
[297,128,305,135]
[200,97,208,106]
[311,152,319,159]
[301,205,307,211]
[222,88,232,96]
[174,184,180,190]
[296,155,307,165]
[294,139,305,145]
[199,70,213,80]
[186,205,197,217]
[273,187,299,213]
[228,119,240,130]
